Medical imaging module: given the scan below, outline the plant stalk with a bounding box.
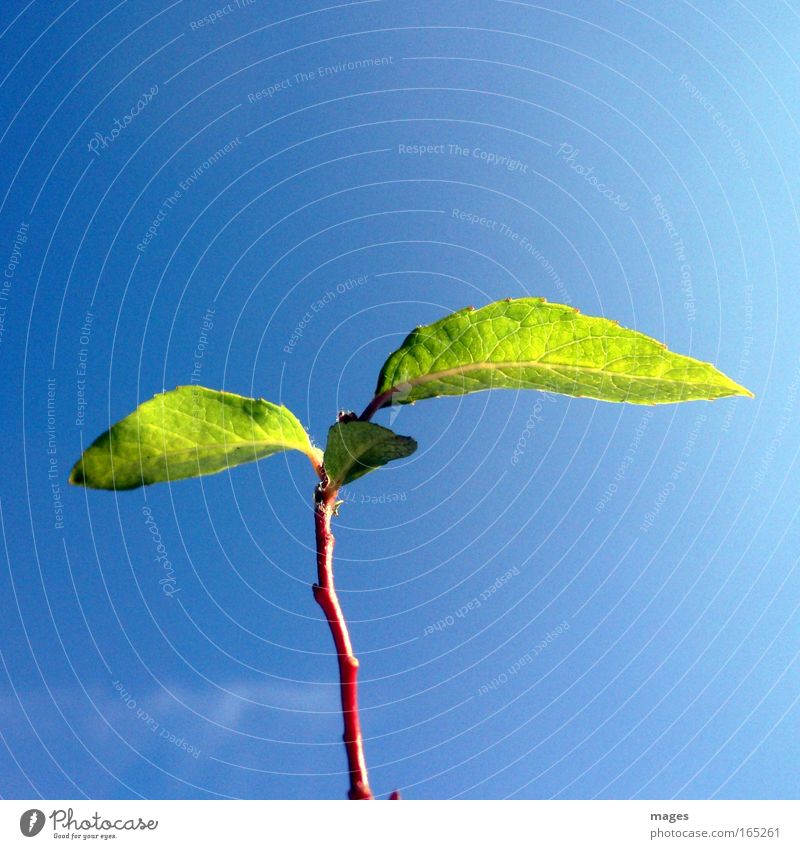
[313,483,373,800]
[358,388,397,422]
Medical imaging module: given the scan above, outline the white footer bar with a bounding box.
[2,799,797,847]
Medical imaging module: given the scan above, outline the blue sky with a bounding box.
[1,0,798,800]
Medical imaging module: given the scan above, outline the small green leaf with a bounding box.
[323,421,417,488]
[372,298,752,407]
[70,385,321,490]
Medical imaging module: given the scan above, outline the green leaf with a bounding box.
[69,385,322,490]
[372,298,752,408]
[323,421,417,488]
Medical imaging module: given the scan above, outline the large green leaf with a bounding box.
[323,421,417,489]
[70,385,321,490]
[372,298,752,408]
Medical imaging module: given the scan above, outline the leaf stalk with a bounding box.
[313,482,373,800]
[358,388,397,422]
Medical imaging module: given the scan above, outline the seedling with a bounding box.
[70,297,751,799]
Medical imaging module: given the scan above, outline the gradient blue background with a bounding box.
[0,0,797,800]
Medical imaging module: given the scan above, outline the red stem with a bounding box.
[313,484,374,800]
[358,387,397,422]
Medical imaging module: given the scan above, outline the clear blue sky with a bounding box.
[1,0,798,800]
